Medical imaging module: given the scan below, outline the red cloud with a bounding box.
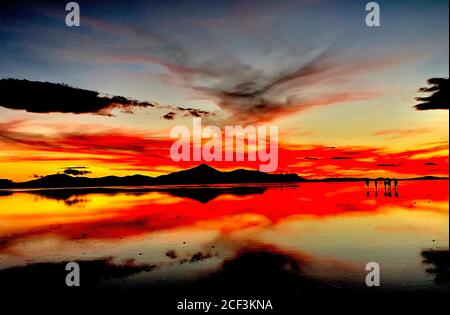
[0,120,448,179]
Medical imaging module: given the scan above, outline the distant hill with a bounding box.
[0,179,14,189]
[308,177,368,182]
[155,164,302,184]
[0,165,447,189]
[309,175,449,182]
[0,165,301,189]
[402,176,449,181]
[6,174,154,189]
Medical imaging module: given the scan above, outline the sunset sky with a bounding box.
[0,0,448,181]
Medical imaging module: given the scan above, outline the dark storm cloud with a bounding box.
[414,78,449,110]
[163,112,176,120]
[62,167,92,176]
[0,78,212,118]
[0,78,156,115]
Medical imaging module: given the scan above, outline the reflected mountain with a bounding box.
[0,190,12,197]
[30,189,91,206]
[166,186,267,203]
[17,185,269,205]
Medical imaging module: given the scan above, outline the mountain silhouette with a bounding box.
[155,164,301,184]
[156,164,222,184]
[0,164,302,189]
[0,179,14,189]
[0,165,447,189]
[11,174,154,189]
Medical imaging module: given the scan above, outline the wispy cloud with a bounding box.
[374,128,431,139]
[22,12,417,124]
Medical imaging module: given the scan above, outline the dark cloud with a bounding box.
[163,107,211,120]
[424,162,438,166]
[62,167,92,176]
[163,112,175,120]
[414,78,449,110]
[376,163,398,167]
[165,250,177,259]
[421,249,449,287]
[179,251,213,264]
[176,107,211,118]
[330,156,352,160]
[0,78,156,115]
[0,78,212,118]
[189,252,213,262]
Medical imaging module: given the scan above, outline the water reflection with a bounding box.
[0,180,448,292]
[421,249,449,287]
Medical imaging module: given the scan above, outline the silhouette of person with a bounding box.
[374,180,378,197]
[383,179,387,196]
[387,178,392,197]
[364,179,370,197]
[394,178,399,197]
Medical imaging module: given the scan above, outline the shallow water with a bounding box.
[0,180,448,291]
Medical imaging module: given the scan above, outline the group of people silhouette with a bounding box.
[365,178,399,197]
